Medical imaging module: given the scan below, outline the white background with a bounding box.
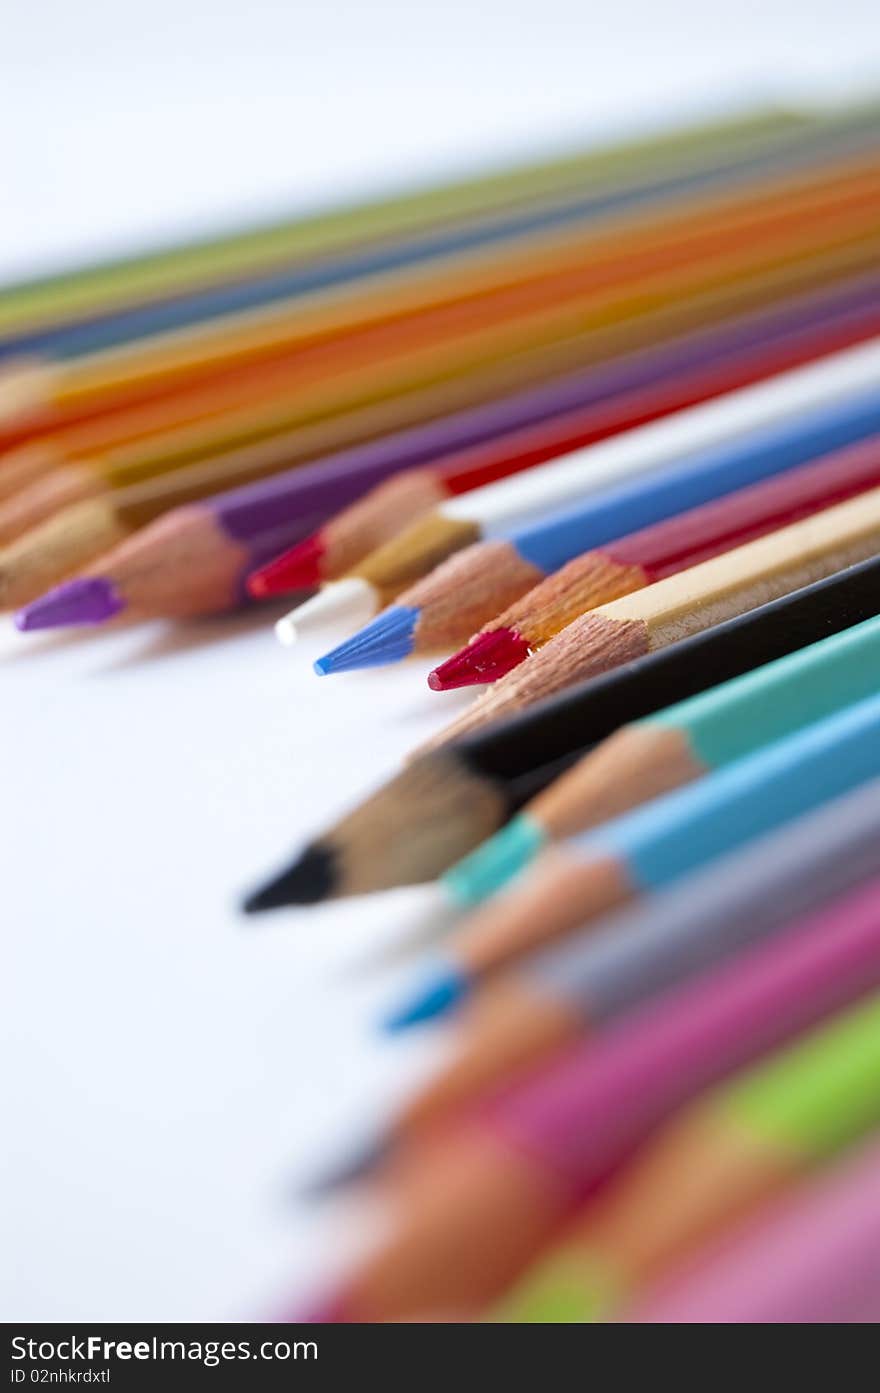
[3,0,880,1320]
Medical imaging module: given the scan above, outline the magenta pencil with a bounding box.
[629,1134,880,1323]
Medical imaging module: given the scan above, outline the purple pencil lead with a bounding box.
[16,577,125,631]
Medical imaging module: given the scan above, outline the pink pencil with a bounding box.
[630,1134,880,1323]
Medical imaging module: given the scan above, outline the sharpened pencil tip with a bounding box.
[314,605,420,675]
[428,627,531,689]
[383,961,469,1031]
[242,843,338,912]
[275,577,379,645]
[15,576,124,631]
[247,533,327,597]
[299,1135,392,1199]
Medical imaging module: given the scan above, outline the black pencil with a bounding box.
[243,553,880,909]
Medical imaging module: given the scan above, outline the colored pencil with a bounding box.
[407,610,880,939]
[294,336,880,650]
[434,482,880,745]
[34,289,880,629]
[257,271,880,618]
[5,160,880,456]
[383,691,880,1023]
[0,105,812,340]
[629,1134,880,1323]
[496,980,880,1322]
[4,105,867,366]
[316,386,880,674]
[371,778,880,1153]
[306,948,880,1320]
[244,557,880,905]
[430,434,880,689]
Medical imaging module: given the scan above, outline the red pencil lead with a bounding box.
[428,627,531,690]
[247,533,327,598]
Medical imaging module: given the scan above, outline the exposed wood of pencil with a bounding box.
[3,150,880,434]
[296,469,452,578]
[0,499,129,611]
[404,540,550,649]
[72,506,261,619]
[315,755,514,899]
[457,848,637,976]
[432,487,880,743]
[530,724,706,837]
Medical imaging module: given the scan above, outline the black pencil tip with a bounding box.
[242,842,338,913]
[297,1135,392,1200]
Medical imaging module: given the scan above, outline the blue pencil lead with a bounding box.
[314,604,420,674]
[383,961,469,1031]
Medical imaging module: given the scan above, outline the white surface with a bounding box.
[4,0,880,1321]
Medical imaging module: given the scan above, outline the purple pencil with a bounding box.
[629,1134,880,1323]
[299,871,880,1321]
[16,266,880,627]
